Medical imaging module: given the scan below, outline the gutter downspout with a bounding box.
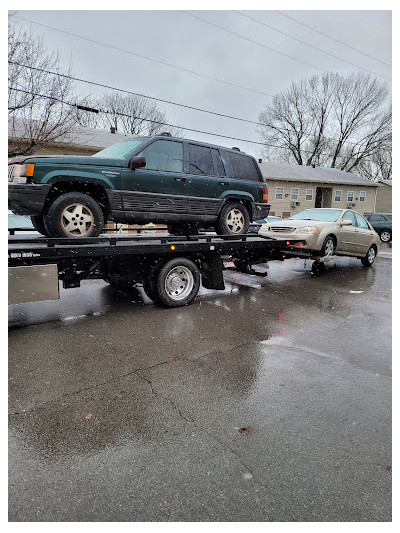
[373,185,378,214]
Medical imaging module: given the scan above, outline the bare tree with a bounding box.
[8,16,82,156]
[258,72,391,178]
[356,141,392,181]
[91,92,182,137]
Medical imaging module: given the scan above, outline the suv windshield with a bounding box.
[289,209,342,222]
[93,139,146,159]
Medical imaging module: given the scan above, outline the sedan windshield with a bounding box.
[92,139,146,158]
[289,209,342,222]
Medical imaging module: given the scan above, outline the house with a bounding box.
[375,180,392,213]
[8,118,128,157]
[258,161,381,218]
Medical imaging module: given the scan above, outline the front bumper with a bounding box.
[8,183,51,216]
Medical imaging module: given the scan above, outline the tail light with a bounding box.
[263,186,268,203]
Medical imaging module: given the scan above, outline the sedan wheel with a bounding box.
[361,246,376,267]
[321,236,335,259]
[380,230,391,242]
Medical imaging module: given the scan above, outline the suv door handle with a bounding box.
[219,181,229,185]
[174,177,187,182]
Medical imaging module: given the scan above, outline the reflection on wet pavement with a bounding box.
[9,255,392,521]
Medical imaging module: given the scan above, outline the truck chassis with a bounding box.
[8,230,304,307]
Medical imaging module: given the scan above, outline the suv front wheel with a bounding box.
[44,192,104,238]
[215,201,250,235]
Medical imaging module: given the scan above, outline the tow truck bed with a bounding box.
[8,231,304,307]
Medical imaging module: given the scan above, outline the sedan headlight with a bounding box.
[297,226,319,234]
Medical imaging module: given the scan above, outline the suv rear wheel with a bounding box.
[44,192,104,238]
[215,201,250,235]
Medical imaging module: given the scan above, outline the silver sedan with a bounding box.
[259,208,380,266]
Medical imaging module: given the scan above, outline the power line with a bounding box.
[8,61,262,127]
[181,11,325,73]
[235,11,391,79]
[182,11,391,83]
[11,14,273,98]
[10,61,374,150]
[9,86,385,162]
[274,10,392,68]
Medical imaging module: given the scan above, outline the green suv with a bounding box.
[8,134,270,237]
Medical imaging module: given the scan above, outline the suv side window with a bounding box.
[211,149,226,177]
[225,151,260,181]
[189,144,214,175]
[370,214,383,222]
[138,140,184,172]
[354,212,369,229]
[342,211,356,225]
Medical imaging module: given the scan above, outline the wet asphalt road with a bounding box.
[9,250,392,522]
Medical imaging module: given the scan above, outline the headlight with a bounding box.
[8,163,35,184]
[297,226,319,234]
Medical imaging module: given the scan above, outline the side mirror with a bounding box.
[340,220,352,226]
[130,156,146,170]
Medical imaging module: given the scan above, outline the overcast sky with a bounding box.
[9,6,392,159]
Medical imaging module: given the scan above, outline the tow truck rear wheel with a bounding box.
[44,192,104,238]
[146,257,200,307]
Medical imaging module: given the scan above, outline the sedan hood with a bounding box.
[264,219,334,230]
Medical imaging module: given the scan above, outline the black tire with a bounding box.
[311,261,326,275]
[379,230,391,243]
[320,235,336,259]
[44,192,104,238]
[215,202,250,235]
[361,245,377,267]
[142,276,160,303]
[152,257,200,307]
[30,215,48,236]
[167,224,199,236]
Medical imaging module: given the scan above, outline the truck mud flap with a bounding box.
[200,253,225,290]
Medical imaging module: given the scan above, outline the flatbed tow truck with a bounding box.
[8,228,305,308]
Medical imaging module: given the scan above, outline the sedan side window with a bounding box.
[342,211,356,225]
[137,140,184,172]
[354,212,369,229]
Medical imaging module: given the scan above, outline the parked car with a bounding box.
[8,134,270,238]
[364,213,392,242]
[259,208,380,266]
[8,210,37,235]
[249,215,282,234]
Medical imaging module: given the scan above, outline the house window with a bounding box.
[275,187,284,200]
[334,190,342,202]
[360,191,366,202]
[347,191,354,202]
[305,188,313,201]
[291,188,299,200]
